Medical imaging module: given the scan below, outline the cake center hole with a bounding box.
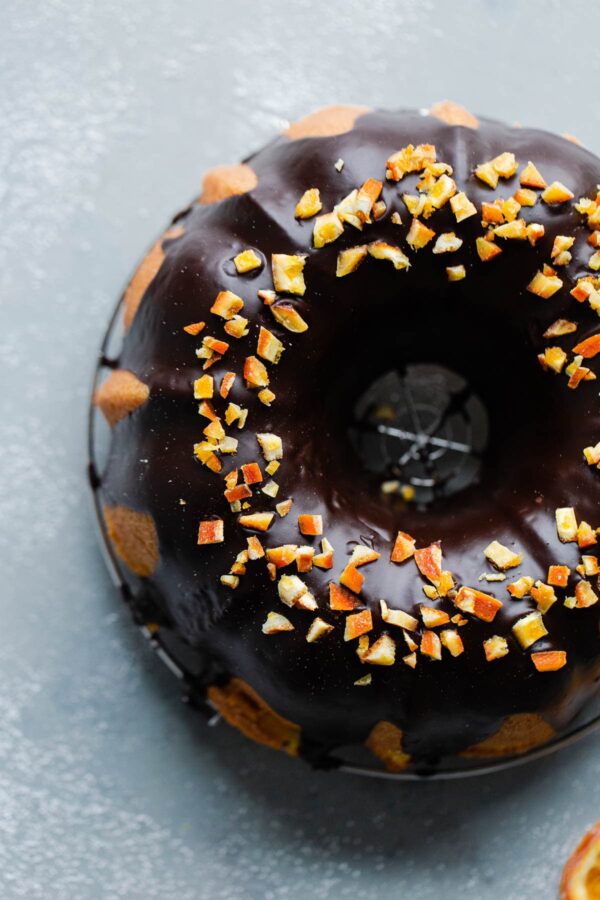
[349,364,489,505]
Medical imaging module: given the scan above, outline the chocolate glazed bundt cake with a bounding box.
[94,101,600,773]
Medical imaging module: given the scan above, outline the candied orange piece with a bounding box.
[329,583,360,611]
[391,531,416,563]
[561,822,600,899]
[573,333,600,358]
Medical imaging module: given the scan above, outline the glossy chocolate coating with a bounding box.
[99,110,600,765]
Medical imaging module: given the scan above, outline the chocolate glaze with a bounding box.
[99,110,600,765]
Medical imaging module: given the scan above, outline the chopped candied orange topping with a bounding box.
[203,418,225,442]
[589,250,600,270]
[556,507,578,542]
[531,581,557,613]
[531,650,567,672]
[244,356,269,388]
[573,333,600,358]
[221,575,239,589]
[513,188,537,207]
[336,245,368,277]
[583,442,600,467]
[241,462,262,484]
[491,151,518,178]
[197,519,224,545]
[551,235,575,266]
[547,565,570,588]
[233,249,262,273]
[483,635,509,662]
[373,200,386,220]
[183,321,205,335]
[278,574,316,611]
[207,336,230,355]
[520,160,546,189]
[474,162,499,189]
[414,543,443,583]
[198,400,217,421]
[247,536,264,560]
[528,270,563,298]
[543,320,577,339]
[211,290,244,320]
[363,634,396,666]
[340,564,364,594]
[391,531,416,563]
[476,237,502,262]
[526,223,545,245]
[507,575,534,598]
[571,279,596,303]
[406,218,436,250]
[219,372,236,398]
[266,545,297,568]
[432,232,462,254]
[298,514,323,536]
[344,610,373,641]
[494,218,527,240]
[257,327,284,364]
[224,315,249,339]
[313,537,334,569]
[589,232,600,248]
[420,630,442,661]
[484,540,522,570]
[579,555,600,577]
[295,188,322,219]
[306,618,334,643]
[512,611,547,649]
[295,546,314,573]
[194,374,214,399]
[446,265,466,281]
[262,612,294,634]
[348,545,380,567]
[238,512,274,532]
[538,346,567,374]
[574,580,599,607]
[271,254,306,295]
[224,483,252,504]
[386,144,436,181]
[313,212,344,248]
[450,192,477,222]
[420,606,450,628]
[577,519,599,548]
[541,181,574,204]
[567,359,596,390]
[262,479,278,498]
[440,629,464,657]
[223,469,238,490]
[270,302,309,333]
[380,599,419,631]
[275,499,293,517]
[481,201,504,225]
[424,173,456,214]
[329,582,360,611]
[367,241,410,270]
[356,178,383,221]
[257,433,283,461]
[454,586,502,622]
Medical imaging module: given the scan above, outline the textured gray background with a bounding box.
[2,1,600,897]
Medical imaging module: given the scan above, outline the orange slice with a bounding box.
[561,822,600,899]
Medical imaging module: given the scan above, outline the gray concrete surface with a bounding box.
[1,1,600,897]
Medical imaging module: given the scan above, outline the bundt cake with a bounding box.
[93,101,600,772]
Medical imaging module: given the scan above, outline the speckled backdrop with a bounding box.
[2,1,600,898]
